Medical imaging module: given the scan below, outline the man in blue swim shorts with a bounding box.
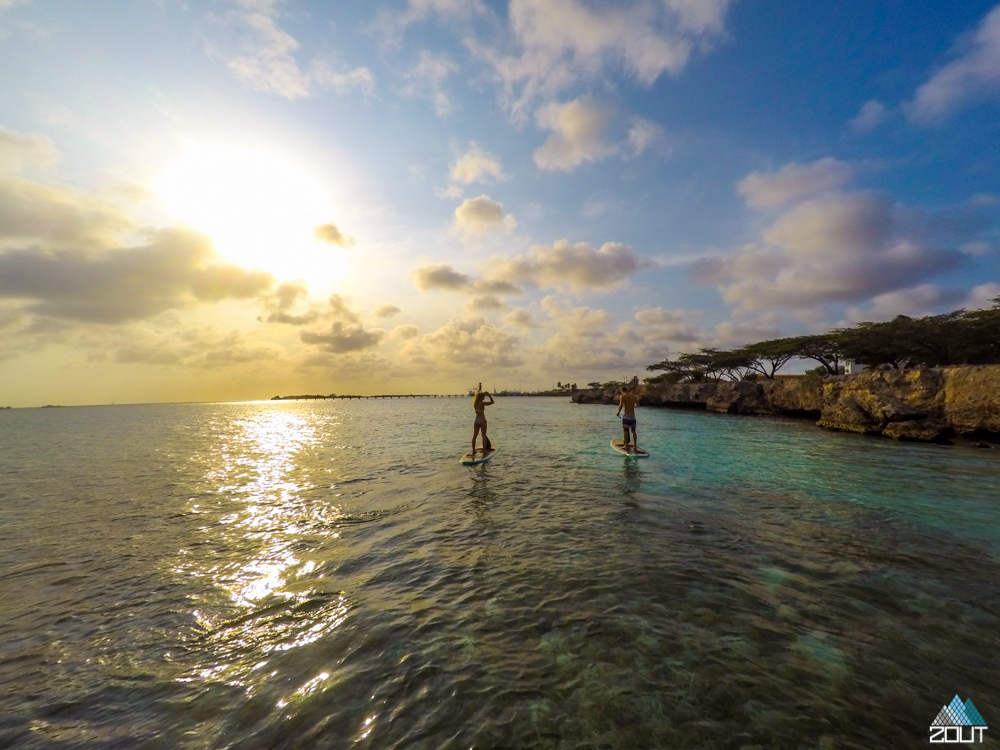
[615,385,639,450]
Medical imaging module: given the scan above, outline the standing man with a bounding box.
[615,385,639,450]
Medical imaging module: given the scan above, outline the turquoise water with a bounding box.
[1,398,999,749]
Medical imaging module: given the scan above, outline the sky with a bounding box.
[0,0,998,406]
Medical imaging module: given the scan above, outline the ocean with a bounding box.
[1,397,998,749]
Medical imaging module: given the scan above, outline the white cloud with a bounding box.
[471,0,735,117]
[491,239,652,292]
[533,99,667,171]
[403,50,460,116]
[694,190,979,311]
[626,116,667,156]
[907,3,1000,123]
[372,0,485,46]
[533,98,616,171]
[737,158,853,209]
[210,8,311,99]
[0,0,31,8]
[504,307,535,329]
[313,62,377,98]
[633,307,700,343]
[964,282,1000,309]
[313,222,355,247]
[453,194,517,237]
[449,143,506,185]
[845,284,966,322]
[466,294,506,311]
[401,316,523,368]
[389,323,419,339]
[373,304,402,318]
[0,125,57,173]
[412,262,522,295]
[0,228,274,323]
[207,1,373,100]
[300,322,384,353]
[848,100,888,133]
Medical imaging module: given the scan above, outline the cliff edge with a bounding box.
[572,366,1000,442]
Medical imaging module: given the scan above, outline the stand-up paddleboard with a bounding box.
[611,438,649,458]
[461,446,499,465]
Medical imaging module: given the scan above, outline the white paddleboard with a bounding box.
[611,438,649,458]
[461,446,498,465]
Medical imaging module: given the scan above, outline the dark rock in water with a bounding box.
[816,397,882,435]
[883,419,950,442]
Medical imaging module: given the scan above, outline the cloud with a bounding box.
[96,326,288,370]
[209,5,311,99]
[504,307,535,329]
[372,0,485,46]
[401,316,523,367]
[207,1,373,100]
[389,323,419,339]
[0,126,57,173]
[326,293,363,324]
[373,303,401,318]
[260,281,317,325]
[737,158,853,209]
[300,322,384,353]
[964,282,1000,309]
[848,100,888,133]
[694,190,983,311]
[532,99,667,171]
[633,307,700,343]
[466,294,506,311]
[449,143,506,185]
[453,194,517,237]
[313,62,377,98]
[0,0,31,8]
[403,50,460,116]
[313,222,355,247]
[906,3,1000,123]
[535,296,640,370]
[845,284,966,322]
[533,98,616,171]
[470,0,735,117]
[626,116,667,156]
[412,263,522,295]
[0,227,274,323]
[0,170,134,249]
[490,239,651,292]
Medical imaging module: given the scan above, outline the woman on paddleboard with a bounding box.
[471,384,494,455]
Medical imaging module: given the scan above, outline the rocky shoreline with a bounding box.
[572,366,1000,443]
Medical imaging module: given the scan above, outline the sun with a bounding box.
[156,143,350,283]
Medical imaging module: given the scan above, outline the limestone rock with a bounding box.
[882,419,951,442]
[816,397,883,434]
[942,366,1000,434]
[706,381,768,414]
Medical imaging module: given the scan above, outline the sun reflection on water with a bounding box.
[176,408,352,691]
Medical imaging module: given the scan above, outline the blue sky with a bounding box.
[0,0,998,405]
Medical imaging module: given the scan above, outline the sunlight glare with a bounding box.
[157,143,350,284]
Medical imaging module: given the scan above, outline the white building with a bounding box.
[843,359,869,374]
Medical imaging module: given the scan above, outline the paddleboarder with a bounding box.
[471,384,494,455]
[615,385,639,451]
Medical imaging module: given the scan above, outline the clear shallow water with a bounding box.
[1,398,999,749]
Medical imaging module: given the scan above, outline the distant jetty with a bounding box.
[269,391,572,401]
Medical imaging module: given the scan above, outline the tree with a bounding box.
[738,338,799,379]
[587,381,602,388]
[784,334,847,375]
